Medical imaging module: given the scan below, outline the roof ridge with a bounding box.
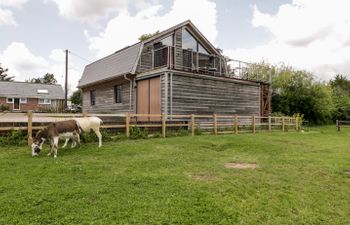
[0,80,62,86]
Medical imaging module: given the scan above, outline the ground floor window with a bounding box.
[90,90,96,106]
[114,85,122,103]
[20,98,27,103]
[38,98,51,104]
[6,98,13,103]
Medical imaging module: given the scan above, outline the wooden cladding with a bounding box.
[137,76,161,121]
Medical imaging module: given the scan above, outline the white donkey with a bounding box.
[74,116,103,148]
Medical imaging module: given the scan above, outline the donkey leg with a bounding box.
[62,138,69,148]
[53,136,59,158]
[76,133,81,148]
[93,128,102,148]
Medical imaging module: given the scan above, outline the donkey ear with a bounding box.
[52,122,56,127]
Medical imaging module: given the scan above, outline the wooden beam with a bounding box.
[27,110,33,146]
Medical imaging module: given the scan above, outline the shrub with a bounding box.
[0,104,10,112]
[0,129,26,146]
[130,127,148,139]
[80,129,113,143]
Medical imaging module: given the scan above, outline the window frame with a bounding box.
[114,85,122,104]
[90,90,96,106]
[38,98,51,105]
[20,98,27,104]
[6,98,13,103]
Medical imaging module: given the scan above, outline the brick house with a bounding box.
[0,81,64,112]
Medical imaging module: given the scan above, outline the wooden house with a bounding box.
[78,20,270,117]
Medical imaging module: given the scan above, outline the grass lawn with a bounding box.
[1,126,350,224]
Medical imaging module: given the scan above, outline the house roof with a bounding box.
[78,20,220,88]
[78,42,142,87]
[0,81,65,99]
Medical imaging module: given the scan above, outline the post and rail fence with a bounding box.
[0,111,300,145]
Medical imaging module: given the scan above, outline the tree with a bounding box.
[29,73,57,84]
[0,63,14,81]
[138,30,159,41]
[329,74,350,120]
[70,89,82,105]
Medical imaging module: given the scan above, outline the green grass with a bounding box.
[1,126,350,225]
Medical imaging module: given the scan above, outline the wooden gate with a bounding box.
[136,76,161,121]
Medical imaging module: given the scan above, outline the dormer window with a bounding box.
[37,89,48,94]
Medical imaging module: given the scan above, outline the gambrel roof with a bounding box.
[78,20,220,88]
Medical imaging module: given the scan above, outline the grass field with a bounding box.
[1,126,350,225]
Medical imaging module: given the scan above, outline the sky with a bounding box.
[1,0,350,94]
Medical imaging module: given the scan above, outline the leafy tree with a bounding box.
[70,89,82,105]
[0,63,14,81]
[29,73,57,84]
[329,74,350,120]
[138,30,160,41]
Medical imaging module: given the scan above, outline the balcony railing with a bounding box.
[137,45,270,83]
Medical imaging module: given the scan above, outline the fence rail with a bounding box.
[0,111,300,145]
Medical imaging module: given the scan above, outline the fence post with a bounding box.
[162,113,166,138]
[82,111,88,117]
[234,114,238,134]
[268,116,272,132]
[27,110,33,146]
[336,120,340,131]
[125,113,130,138]
[191,114,195,137]
[295,116,298,131]
[213,114,217,135]
[252,115,256,133]
[282,116,285,132]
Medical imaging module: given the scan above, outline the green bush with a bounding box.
[0,104,10,112]
[80,129,113,143]
[129,127,148,139]
[0,129,26,146]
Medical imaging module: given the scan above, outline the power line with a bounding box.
[68,50,92,63]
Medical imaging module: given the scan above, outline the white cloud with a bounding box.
[0,7,16,25]
[85,0,218,57]
[0,0,28,8]
[225,0,350,81]
[49,0,162,21]
[0,43,81,94]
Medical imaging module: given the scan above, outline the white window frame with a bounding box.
[20,98,27,104]
[38,98,51,105]
[6,98,13,103]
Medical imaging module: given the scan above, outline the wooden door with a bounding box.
[13,98,20,110]
[136,77,161,121]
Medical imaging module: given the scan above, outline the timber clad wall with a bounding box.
[164,73,260,116]
[174,29,182,70]
[82,79,132,113]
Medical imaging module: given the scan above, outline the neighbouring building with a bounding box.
[0,81,64,112]
[78,20,270,117]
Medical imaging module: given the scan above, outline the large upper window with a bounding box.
[154,35,173,49]
[182,29,197,51]
[182,28,210,54]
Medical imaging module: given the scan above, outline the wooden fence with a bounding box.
[336,120,350,131]
[0,111,299,145]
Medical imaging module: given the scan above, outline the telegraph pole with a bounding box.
[64,49,68,109]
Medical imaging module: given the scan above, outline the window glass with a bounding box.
[182,29,197,51]
[20,98,27,103]
[6,98,13,103]
[114,85,122,103]
[198,43,209,54]
[90,90,96,106]
[39,98,51,104]
[154,35,173,49]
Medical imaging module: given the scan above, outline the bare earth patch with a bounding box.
[224,163,258,169]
